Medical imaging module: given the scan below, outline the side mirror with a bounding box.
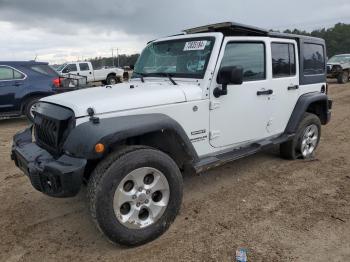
[129,65,135,70]
[217,66,243,85]
[214,66,243,98]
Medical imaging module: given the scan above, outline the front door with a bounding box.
[62,63,78,76]
[209,38,273,148]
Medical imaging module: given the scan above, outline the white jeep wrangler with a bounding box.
[12,22,332,246]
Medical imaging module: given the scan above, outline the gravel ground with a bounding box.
[0,82,349,262]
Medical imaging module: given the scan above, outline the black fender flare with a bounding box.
[285,92,331,134]
[63,114,199,161]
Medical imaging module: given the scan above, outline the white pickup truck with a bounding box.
[56,61,124,85]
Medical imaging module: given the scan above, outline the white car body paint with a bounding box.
[42,32,325,158]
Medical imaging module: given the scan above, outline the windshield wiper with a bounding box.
[153,73,177,85]
[133,71,146,83]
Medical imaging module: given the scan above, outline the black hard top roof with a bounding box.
[184,22,324,43]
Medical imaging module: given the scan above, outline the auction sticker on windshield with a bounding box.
[184,41,208,51]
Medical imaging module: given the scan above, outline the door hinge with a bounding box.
[209,101,221,110]
[209,130,221,140]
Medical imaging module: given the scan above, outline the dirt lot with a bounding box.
[0,82,349,262]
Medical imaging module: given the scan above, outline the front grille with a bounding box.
[35,117,60,149]
[33,102,74,155]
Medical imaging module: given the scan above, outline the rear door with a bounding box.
[0,66,26,113]
[78,62,94,82]
[268,39,299,134]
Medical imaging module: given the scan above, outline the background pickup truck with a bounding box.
[56,61,124,85]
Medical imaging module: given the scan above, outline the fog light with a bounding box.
[95,143,105,153]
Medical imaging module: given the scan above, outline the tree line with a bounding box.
[282,23,350,57]
[89,54,140,69]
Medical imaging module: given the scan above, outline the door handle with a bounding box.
[13,82,22,87]
[288,85,299,90]
[257,89,273,96]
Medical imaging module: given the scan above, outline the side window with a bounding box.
[62,64,77,73]
[220,42,265,82]
[79,63,90,71]
[271,43,296,78]
[0,66,25,81]
[30,65,57,76]
[0,67,15,80]
[303,44,325,75]
[13,70,25,79]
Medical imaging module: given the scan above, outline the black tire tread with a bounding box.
[337,71,349,84]
[280,112,321,160]
[23,96,42,122]
[87,145,149,224]
[87,145,183,246]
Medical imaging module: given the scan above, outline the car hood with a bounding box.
[327,62,343,66]
[41,82,203,117]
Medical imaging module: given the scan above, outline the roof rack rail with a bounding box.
[184,22,269,36]
[183,21,325,43]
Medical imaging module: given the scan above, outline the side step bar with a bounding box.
[194,134,294,173]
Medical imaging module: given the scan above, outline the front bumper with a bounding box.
[11,127,86,198]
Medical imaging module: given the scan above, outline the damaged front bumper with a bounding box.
[11,127,86,198]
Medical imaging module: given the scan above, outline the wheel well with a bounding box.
[83,130,194,183]
[124,130,193,168]
[306,100,328,125]
[107,73,117,79]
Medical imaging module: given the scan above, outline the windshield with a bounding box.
[328,55,350,63]
[132,37,215,79]
[55,63,67,72]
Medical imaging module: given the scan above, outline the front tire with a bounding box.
[337,71,349,84]
[87,146,183,246]
[280,113,321,160]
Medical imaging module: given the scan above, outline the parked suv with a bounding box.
[0,61,74,121]
[11,22,332,246]
[327,54,350,84]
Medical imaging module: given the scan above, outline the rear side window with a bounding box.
[220,42,266,82]
[30,65,58,76]
[303,44,325,75]
[79,63,90,71]
[271,43,296,78]
[0,66,25,80]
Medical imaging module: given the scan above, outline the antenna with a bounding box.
[34,53,38,61]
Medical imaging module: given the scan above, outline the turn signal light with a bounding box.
[95,143,105,153]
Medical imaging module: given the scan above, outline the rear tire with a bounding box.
[280,113,321,160]
[106,75,121,85]
[87,146,183,246]
[337,71,349,84]
[24,97,41,122]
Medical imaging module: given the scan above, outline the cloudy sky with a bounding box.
[0,0,349,64]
